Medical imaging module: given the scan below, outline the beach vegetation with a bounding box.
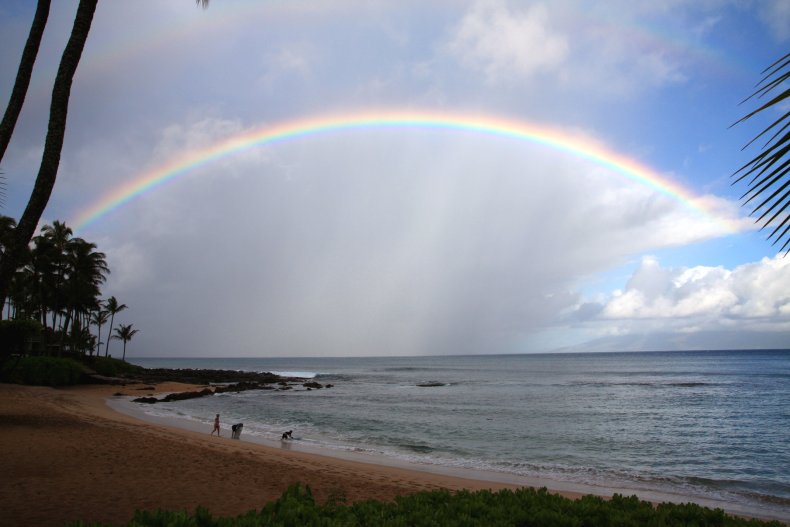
[104,297,128,357]
[89,355,142,377]
[69,483,783,527]
[112,323,139,362]
[0,216,137,360]
[0,318,42,356]
[3,356,83,386]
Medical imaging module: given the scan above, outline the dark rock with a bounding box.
[107,367,335,401]
[416,382,446,387]
[161,388,214,402]
[117,367,301,386]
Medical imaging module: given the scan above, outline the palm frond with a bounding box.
[732,52,790,255]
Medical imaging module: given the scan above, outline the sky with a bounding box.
[0,0,788,358]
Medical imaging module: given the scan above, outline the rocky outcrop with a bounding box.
[122,368,291,385]
[127,370,313,404]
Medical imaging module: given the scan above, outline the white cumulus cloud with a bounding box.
[599,255,790,325]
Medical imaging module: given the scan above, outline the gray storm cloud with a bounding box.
[94,123,737,356]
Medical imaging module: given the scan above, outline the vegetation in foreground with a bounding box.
[70,483,782,527]
[0,354,140,386]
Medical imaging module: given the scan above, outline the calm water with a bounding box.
[128,350,790,520]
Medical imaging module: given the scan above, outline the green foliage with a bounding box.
[89,355,142,377]
[3,356,84,386]
[732,52,790,253]
[0,318,42,357]
[68,484,784,527]
[0,320,42,360]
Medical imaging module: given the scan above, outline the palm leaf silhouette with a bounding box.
[732,52,790,254]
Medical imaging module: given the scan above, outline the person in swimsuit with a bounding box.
[211,414,221,436]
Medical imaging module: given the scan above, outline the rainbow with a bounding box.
[71,111,732,231]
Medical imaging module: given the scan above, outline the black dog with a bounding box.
[281,430,293,440]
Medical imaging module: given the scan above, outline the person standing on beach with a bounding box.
[211,414,221,436]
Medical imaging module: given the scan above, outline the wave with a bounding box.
[566,381,719,388]
[378,367,430,372]
[398,443,434,454]
[270,370,317,379]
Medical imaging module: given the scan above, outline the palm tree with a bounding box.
[104,296,127,358]
[732,52,790,254]
[0,216,16,317]
[91,309,109,357]
[113,323,139,362]
[0,0,98,315]
[0,0,52,164]
[62,238,108,353]
[38,221,73,330]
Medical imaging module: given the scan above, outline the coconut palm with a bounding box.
[38,221,73,329]
[91,309,109,357]
[104,296,127,358]
[62,238,108,353]
[732,52,790,254]
[0,216,15,255]
[113,323,139,362]
[0,0,52,164]
[0,0,98,315]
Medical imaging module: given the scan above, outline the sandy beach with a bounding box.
[0,381,558,526]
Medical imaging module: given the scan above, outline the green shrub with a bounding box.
[89,356,142,377]
[0,319,43,358]
[4,356,85,386]
[68,484,784,527]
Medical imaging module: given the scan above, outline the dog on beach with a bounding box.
[281,430,293,440]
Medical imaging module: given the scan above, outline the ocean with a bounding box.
[125,350,789,521]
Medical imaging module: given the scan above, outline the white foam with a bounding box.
[270,370,317,379]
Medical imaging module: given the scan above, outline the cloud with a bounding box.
[3,0,784,358]
[445,1,569,83]
[442,0,701,94]
[758,0,790,41]
[568,255,790,346]
[90,117,747,357]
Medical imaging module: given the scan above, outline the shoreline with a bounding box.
[1,382,786,525]
[112,387,786,523]
[107,391,720,507]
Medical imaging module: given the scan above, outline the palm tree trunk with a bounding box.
[122,341,127,362]
[0,0,51,163]
[95,320,102,357]
[105,313,114,357]
[0,0,97,315]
